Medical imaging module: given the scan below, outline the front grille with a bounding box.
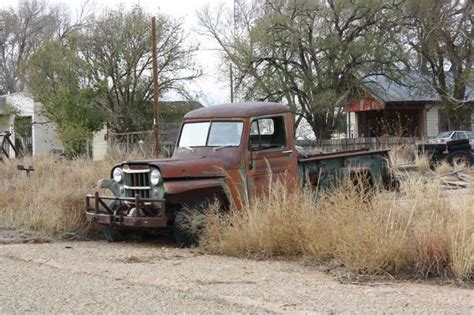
[123,166,151,198]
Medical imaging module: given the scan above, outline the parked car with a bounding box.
[428,131,474,150]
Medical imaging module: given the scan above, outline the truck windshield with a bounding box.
[179,121,243,148]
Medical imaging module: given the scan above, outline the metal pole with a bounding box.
[230,63,234,103]
[152,17,160,157]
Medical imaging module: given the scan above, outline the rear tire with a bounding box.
[447,151,471,167]
[101,225,125,242]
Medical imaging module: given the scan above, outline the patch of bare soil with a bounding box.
[0,241,472,313]
[0,226,50,244]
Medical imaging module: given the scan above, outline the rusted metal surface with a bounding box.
[346,98,385,112]
[86,102,393,239]
[184,102,289,119]
[126,156,228,179]
[85,194,167,228]
[299,148,390,162]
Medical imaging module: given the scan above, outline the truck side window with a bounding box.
[249,116,286,151]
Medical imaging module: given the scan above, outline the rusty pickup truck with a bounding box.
[86,102,394,245]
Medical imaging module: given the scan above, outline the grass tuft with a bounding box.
[201,176,473,280]
[0,156,115,236]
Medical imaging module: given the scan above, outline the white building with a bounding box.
[0,92,63,158]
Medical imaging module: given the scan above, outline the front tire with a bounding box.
[101,225,125,242]
[173,210,205,247]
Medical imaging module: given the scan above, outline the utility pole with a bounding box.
[230,0,242,103]
[151,17,160,157]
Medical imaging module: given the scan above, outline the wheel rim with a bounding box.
[452,154,470,166]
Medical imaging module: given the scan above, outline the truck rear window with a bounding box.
[179,121,243,148]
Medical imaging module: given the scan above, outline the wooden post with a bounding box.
[152,17,160,157]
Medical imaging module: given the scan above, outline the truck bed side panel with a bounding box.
[298,150,390,189]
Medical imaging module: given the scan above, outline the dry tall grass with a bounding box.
[1,148,472,280]
[202,175,473,280]
[0,156,116,235]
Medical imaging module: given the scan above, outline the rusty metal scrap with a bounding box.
[439,170,473,190]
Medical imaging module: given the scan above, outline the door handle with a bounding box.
[282,150,293,154]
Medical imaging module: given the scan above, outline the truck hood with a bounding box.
[124,156,227,179]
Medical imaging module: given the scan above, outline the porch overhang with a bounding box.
[346,99,385,112]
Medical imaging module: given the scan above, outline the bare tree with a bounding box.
[0,0,59,94]
[199,0,406,140]
[80,5,201,132]
[401,0,473,129]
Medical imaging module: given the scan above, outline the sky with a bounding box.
[1,0,235,106]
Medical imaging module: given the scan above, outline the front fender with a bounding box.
[96,179,121,197]
[164,178,227,195]
[163,178,231,207]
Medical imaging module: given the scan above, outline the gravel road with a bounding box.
[0,239,472,314]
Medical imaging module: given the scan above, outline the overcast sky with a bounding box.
[1,0,235,106]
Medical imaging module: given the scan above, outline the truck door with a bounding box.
[246,115,295,199]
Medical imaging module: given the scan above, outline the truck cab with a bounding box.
[86,103,299,243]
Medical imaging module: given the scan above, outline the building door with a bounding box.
[14,116,32,156]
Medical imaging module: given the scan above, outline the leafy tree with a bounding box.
[24,4,201,156]
[199,0,405,139]
[27,39,106,157]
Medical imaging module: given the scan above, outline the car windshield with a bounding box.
[467,131,474,139]
[178,121,244,148]
[435,131,453,138]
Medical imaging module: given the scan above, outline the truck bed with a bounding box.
[297,148,391,190]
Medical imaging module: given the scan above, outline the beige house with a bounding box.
[0,92,63,158]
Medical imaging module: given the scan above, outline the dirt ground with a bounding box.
[0,231,472,314]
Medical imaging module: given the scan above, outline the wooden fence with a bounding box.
[108,130,175,158]
[297,137,419,152]
[108,130,419,158]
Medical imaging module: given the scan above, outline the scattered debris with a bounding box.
[17,165,35,177]
[393,164,473,190]
[439,170,473,190]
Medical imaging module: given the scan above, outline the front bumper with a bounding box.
[85,193,168,228]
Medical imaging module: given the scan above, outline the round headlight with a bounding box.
[113,168,123,183]
[150,169,162,186]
